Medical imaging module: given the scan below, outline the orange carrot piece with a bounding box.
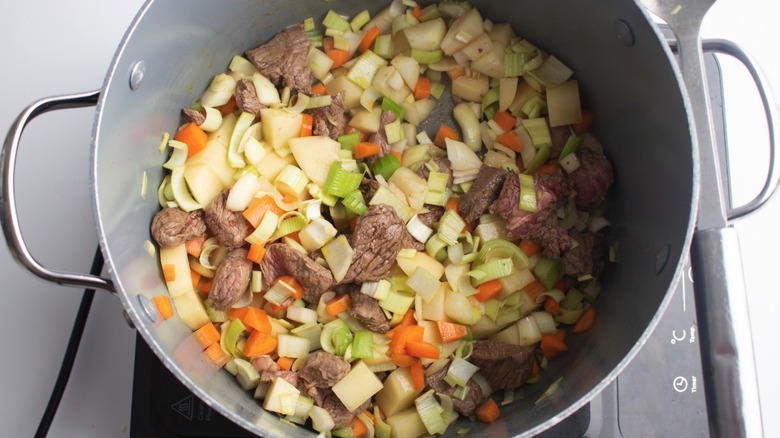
[162,264,176,282]
[198,278,213,296]
[153,295,174,320]
[475,279,503,302]
[359,25,381,53]
[175,122,209,158]
[518,239,541,257]
[496,130,524,152]
[540,331,568,360]
[276,276,304,300]
[241,307,273,334]
[447,67,466,81]
[389,325,425,355]
[523,280,545,301]
[229,307,249,320]
[185,234,207,258]
[390,353,418,367]
[544,295,560,316]
[573,307,596,334]
[243,330,278,357]
[571,110,594,135]
[327,49,351,69]
[193,322,221,349]
[414,76,431,100]
[311,82,328,95]
[216,95,237,115]
[277,356,295,371]
[350,415,369,438]
[247,243,266,264]
[243,195,285,228]
[399,308,417,326]
[434,124,459,148]
[190,268,202,289]
[535,162,560,175]
[436,320,468,343]
[325,294,351,317]
[410,360,425,391]
[476,398,501,423]
[354,142,382,159]
[322,36,335,53]
[405,341,441,359]
[300,113,314,137]
[204,342,230,368]
[493,111,518,132]
[532,358,541,378]
[445,196,460,213]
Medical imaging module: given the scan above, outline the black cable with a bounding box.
[34,247,104,438]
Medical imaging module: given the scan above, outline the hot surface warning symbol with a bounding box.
[171,395,194,421]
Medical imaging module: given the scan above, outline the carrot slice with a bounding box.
[544,295,560,316]
[153,295,174,320]
[445,196,460,213]
[410,360,425,391]
[216,95,237,115]
[204,342,230,367]
[518,239,541,257]
[300,113,314,137]
[193,322,221,349]
[475,279,503,302]
[277,356,295,371]
[399,308,417,326]
[436,320,468,343]
[434,124,459,148]
[243,195,285,228]
[535,162,560,175]
[241,307,272,334]
[496,130,524,152]
[243,330,278,357]
[540,331,568,360]
[523,280,545,301]
[414,76,431,100]
[311,83,328,95]
[190,268,202,289]
[390,353,418,367]
[571,110,594,135]
[185,234,207,258]
[350,415,369,438]
[359,26,381,53]
[572,307,597,334]
[405,341,441,359]
[493,111,518,132]
[325,294,351,317]
[476,398,500,423]
[247,244,266,264]
[447,67,466,81]
[175,122,208,158]
[389,325,425,355]
[162,264,176,282]
[276,275,304,300]
[326,49,351,69]
[354,142,382,159]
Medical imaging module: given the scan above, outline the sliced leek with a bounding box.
[162,140,188,170]
[518,174,537,213]
[170,166,201,212]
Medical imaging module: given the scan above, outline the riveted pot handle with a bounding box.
[1,90,116,293]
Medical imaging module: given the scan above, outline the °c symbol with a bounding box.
[671,329,686,344]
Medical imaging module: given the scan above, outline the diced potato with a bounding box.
[254,149,296,181]
[402,18,447,52]
[159,243,193,299]
[386,407,428,438]
[325,74,363,110]
[172,290,210,330]
[452,75,489,102]
[445,286,479,325]
[332,361,383,412]
[388,167,428,211]
[288,136,341,186]
[458,32,493,62]
[375,367,424,417]
[348,107,383,134]
[207,112,237,146]
[396,251,445,280]
[470,45,506,79]
[185,140,235,188]
[260,108,303,150]
[263,376,300,416]
[183,163,224,208]
[373,66,412,104]
[421,282,448,321]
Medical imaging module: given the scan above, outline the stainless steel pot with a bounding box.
[2,0,777,437]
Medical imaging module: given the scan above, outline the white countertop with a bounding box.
[1,1,778,437]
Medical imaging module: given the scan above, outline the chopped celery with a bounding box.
[437,209,467,245]
[350,10,371,32]
[472,257,513,285]
[338,131,362,152]
[481,86,500,115]
[342,190,368,215]
[406,214,434,243]
[361,279,391,301]
[323,10,351,32]
[430,82,446,99]
[324,161,363,198]
[558,134,583,159]
[533,256,563,289]
[523,144,551,175]
[372,153,402,180]
[411,49,444,65]
[352,331,374,359]
[523,118,552,147]
[526,55,574,88]
[331,323,353,356]
[379,288,415,315]
[384,118,404,144]
[347,50,387,89]
[504,52,527,78]
[303,17,315,32]
[560,288,585,310]
[222,318,246,358]
[381,97,405,120]
[373,34,394,59]
[415,390,447,435]
[427,171,450,193]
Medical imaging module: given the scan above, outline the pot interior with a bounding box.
[93,0,695,436]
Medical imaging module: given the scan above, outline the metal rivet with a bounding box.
[137,294,158,323]
[614,20,635,47]
[122,309,137,329]
[129,60,146,90]
[655,244,671,274]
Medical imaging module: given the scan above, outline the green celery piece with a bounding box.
[381,97,405,120]
[351,331,374,359]
[524,143,551,174]
[331,324,353,356]
[533,256,563,290]
[372,153,402,180]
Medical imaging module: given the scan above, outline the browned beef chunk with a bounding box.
[425,364,484,416]
[365,110,397,166]
[260,243,334,303]
[359,178,380,202]
[549,124,571,159]
[459,166,510,225]
[150,207,207,248]
[181,108,205,126]
[416,156,454,189]
[309,388,370,428]
[250,355,298,386]
[309,91,347,140]
[205,190,253,249]
[348,287,390,333]
[569,148,613,209]
[400,229,426,251]
[562,229,606,277]
[245,24,312,93]
[417,205,445,228]
[234,78,263,116]
[208,248,252,310]
[298,351,351,390]
[342,204,405,283]
[491,173,572,257]
[470,340,535,390]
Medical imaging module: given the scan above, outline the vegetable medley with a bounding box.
[149,1,614,437]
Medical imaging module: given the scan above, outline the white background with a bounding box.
[0,0,777,437]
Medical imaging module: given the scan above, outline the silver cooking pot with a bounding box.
[2,0,778,437]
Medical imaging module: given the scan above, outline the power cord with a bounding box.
[34,247,104,438]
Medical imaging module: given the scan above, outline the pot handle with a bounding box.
[702,39,780,220]
[1,90,116,293]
